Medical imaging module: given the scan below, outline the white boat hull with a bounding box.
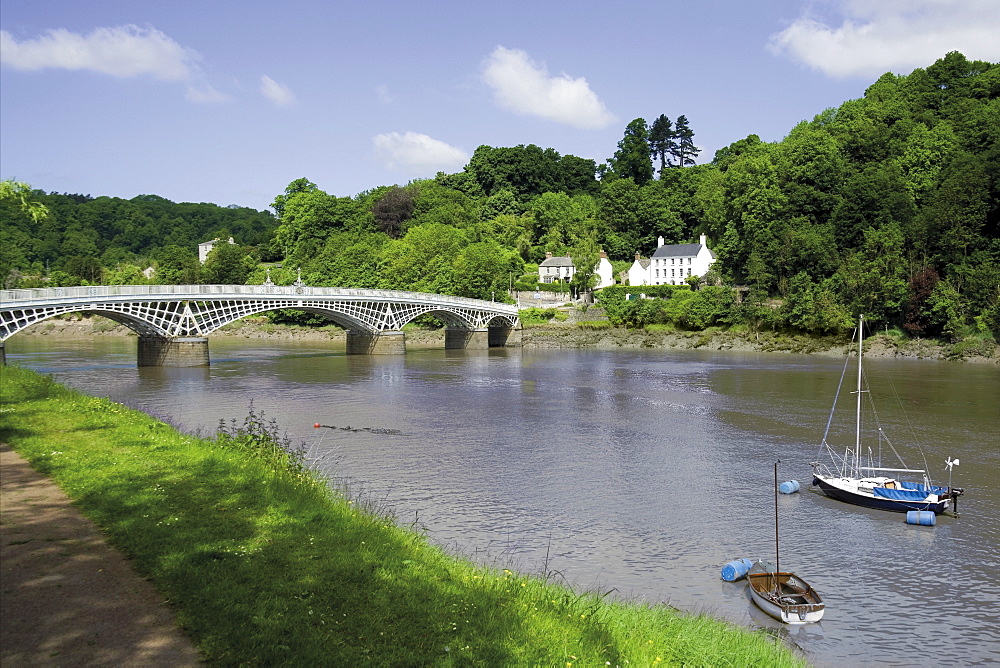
[812,473,952,514]
[747,568,825,625]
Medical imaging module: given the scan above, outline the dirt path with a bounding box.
[0,443,201,666]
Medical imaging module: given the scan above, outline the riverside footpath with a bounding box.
[0,443,201,665]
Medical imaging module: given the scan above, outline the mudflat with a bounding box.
[0,443,201,666]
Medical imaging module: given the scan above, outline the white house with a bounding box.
[198,237,235,264]
[593,251,614,289]
[630,235,715,286]
[538,251,615,289]
[627,254,651,286]
[538,252,575,283]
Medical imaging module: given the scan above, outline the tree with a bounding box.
[464,145,597,199]
[273,185,360,264]
[377,223,466,293]
[569,234,601,298]
[303,231,386,288]
[649,115,676,175]
[837,222,910,328]
[671,115,700,167]
[271,178,318,219]
[409,179,479,229]
[0,179,50,223]
[596,179,643,258]
[450,240,524,301]
[372,186,415,238]
[154,245,201,284]
[104,262,148,285]
[608,118,654,185]
[202,242,257,284]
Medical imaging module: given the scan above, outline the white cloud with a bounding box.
[372,132,469,175]
[260,75,296,107]
[0,24,234,103]
[0,25,199,80]
[769,0,1000,78]
[482,46,616,130]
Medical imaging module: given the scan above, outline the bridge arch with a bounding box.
[1,284,522,365]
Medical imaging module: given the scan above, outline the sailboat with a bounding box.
[747,462,825,624]
[810,315,964,515]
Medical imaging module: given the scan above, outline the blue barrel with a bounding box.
[906,510,936,526]
[779,480,800,494]
[721,558,754,581]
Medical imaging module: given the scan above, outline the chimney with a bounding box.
[657,236,664,248]
[635,251,641,260]
[699,234,706,246]
[599,250,607,259]
[545,251,552,259]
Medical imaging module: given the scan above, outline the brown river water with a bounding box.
[6,336,999,667]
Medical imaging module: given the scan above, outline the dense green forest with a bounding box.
[2,52,997,341]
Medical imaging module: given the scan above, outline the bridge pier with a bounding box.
[445,328,489,349]
[137,337,210,367]
[445,326,522,349]
[346,330,406,355]
[490,325,521,347]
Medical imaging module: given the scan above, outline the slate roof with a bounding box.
[539,256,575,267]
[651,242,715,259]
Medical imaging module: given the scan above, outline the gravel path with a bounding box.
[0,443,201,666]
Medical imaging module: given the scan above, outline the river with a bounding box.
[5,336,999,667]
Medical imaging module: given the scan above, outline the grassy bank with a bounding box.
[0,365,805,666]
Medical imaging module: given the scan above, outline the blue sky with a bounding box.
[2,0,998,212]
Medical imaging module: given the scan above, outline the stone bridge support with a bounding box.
[490,325,521,347]
[137,337,210,367]
[346,330,406,355]
[445,326,521,349]
[445,328,489,349]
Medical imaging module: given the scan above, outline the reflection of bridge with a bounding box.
[0,285,521,366]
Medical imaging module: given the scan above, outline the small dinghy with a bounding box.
[747,562,825,624]
[748,462,825,624]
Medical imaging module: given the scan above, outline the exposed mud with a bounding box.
[17,314,999,364]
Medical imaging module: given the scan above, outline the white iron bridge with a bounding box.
[0,285,521,363]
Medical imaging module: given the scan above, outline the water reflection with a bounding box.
[5,337,999,667]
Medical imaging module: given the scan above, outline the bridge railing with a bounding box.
[0,284,519,313]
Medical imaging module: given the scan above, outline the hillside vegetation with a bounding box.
[2,52,997,343]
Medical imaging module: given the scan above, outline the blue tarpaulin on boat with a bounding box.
[899,481,948,495]
[873,487,929,501]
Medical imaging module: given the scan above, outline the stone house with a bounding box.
[538,251,615,289]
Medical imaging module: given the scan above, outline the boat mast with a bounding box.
[855,315,864,478]
[774,460,780,575]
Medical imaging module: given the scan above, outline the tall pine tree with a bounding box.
[671,115,701,167]
[649,114,676,176]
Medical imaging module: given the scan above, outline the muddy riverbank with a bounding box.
[17,314,999,364]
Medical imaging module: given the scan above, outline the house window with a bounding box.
[688,258,692,265]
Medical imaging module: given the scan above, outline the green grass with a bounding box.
[0,365,805,667]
